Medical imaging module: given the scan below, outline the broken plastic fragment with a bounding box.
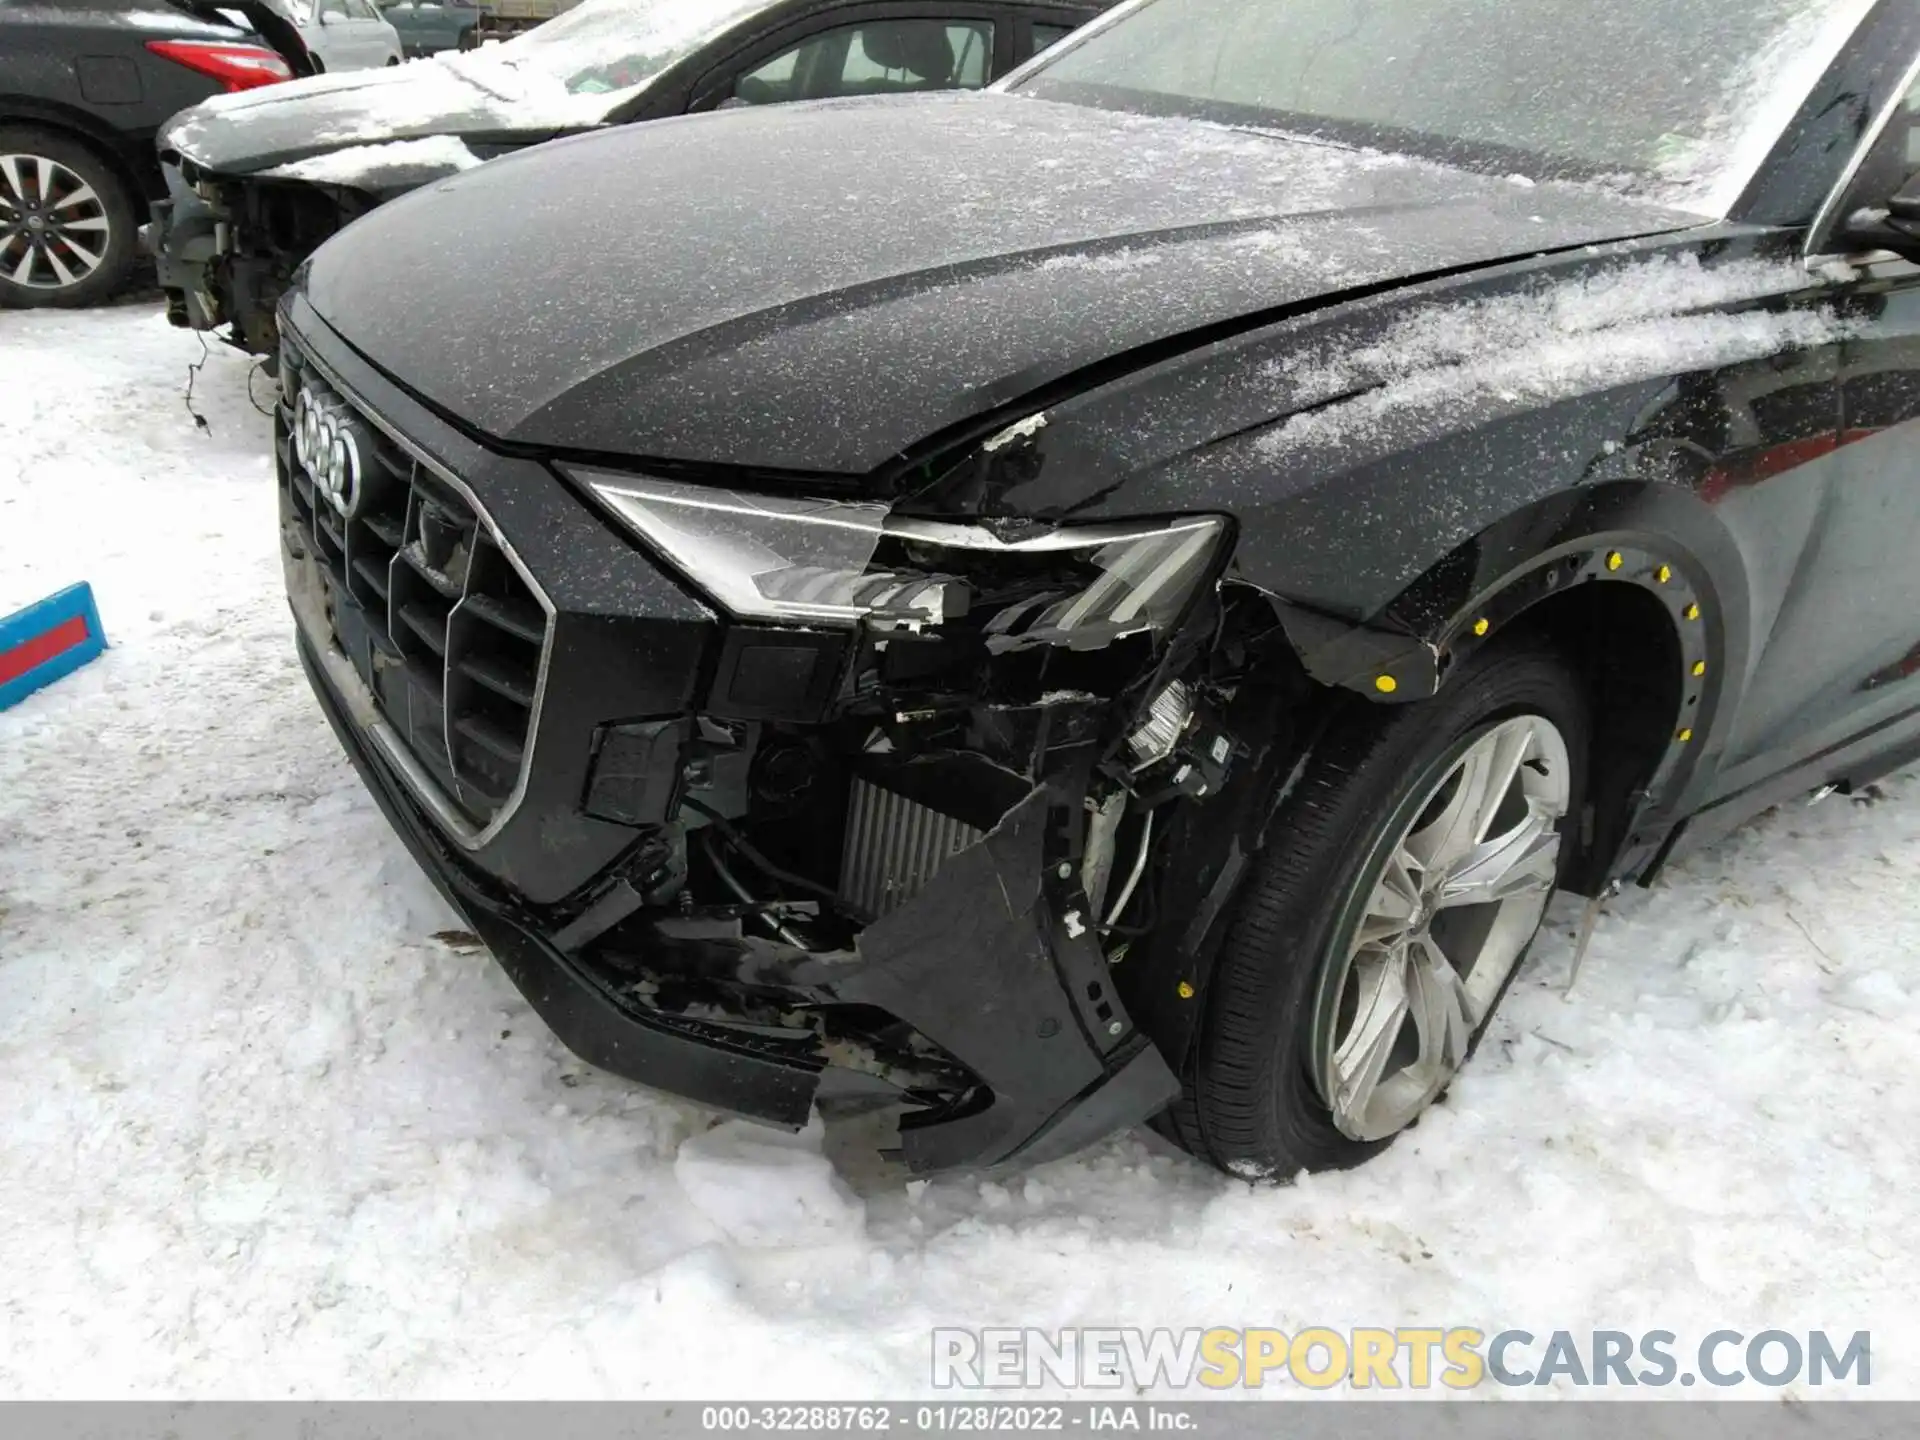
[982,411,1050,452]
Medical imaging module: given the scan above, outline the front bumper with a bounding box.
[299,631,829,1124]
[276,295,1179,1172]
[151,162,224,333]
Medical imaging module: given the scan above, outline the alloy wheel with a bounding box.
[0,153,113,291]
[1310,714,1571,1142]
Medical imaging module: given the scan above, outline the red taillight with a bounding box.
[146,39,293,93]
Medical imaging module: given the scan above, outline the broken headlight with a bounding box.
[572,470,1226,647]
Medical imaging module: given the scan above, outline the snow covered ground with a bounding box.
[1,305,1916,1399]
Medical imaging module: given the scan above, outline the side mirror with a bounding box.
[1839,176,1920,261]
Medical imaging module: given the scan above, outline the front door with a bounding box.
[1713,62,1920,792]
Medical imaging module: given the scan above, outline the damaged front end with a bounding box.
[154,159,369,351]
[157,166,366,350]
[552,476,1245,1167]
[278,311,1319,1172]
[147,0,348,351]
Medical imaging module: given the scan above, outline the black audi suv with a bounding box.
[272,0,1920,1176]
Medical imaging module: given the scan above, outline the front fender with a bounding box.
[971,231,1854,855]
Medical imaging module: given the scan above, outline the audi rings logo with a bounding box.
[291,381,369,516]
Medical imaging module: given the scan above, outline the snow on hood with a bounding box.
[165,57,530,169]
[165,0,773,172]
[262,134,482,186]
[1256,254,1860,458]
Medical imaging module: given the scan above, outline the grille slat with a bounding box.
[313,506,346,556]
[279,364,548,831]
[349,554,391,603]
[397,601,450,656]
[397,543,464,599]
[454,712,525,766]
[461,592,545,646]
[456,651,535,708]
[361,511,404,549]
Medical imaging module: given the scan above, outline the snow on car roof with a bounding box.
[453,0,768,112]
[176,0,777,148]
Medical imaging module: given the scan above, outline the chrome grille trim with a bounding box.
[280,342,556,851]
[839,778,984,917]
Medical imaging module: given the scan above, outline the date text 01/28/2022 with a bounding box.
[698,1405,1188,1431]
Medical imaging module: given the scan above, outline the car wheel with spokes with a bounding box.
[1162,634,1589,1178]
[0,129,136,309]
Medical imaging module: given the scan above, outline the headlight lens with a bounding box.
[573,470,1226,647]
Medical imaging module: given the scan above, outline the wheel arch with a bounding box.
[0,100,153,205]
[1114,476,1756,1079]
[1264,478,1753,890]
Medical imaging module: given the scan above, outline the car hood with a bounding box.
[303,92,1699,475]
[162,53,599,176]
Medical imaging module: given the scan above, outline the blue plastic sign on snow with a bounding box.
[0,583,108,711]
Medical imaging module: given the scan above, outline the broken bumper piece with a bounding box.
[277,297,1191,1172]
[299,629,1167,1175]
[303,635,1176,1171]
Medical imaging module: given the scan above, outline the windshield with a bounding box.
[1012,0,1876,212]
[451,0,770,102]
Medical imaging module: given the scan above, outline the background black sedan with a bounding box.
[151,0,1109,349]
[0,0,298,307]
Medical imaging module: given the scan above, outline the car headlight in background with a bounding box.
[570,470,1226,648]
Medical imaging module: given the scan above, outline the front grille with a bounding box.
[839,778,984,917]
[280,366,549,831]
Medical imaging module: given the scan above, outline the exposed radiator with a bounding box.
[839,778,984,917]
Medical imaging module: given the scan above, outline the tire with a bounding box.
[1164,634,1590,1178]
[309,55,326,73]
[0,127,138,309]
